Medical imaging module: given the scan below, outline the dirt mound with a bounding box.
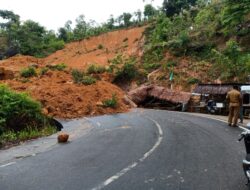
[0,55,44,72]
[0,27,146,118]
[4,71,129,118]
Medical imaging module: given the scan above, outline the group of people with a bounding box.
[226,85,243,127]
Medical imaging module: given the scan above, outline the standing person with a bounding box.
[239,87,244,123]
[226,85,242,127]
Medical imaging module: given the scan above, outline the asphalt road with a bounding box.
[0,109,248,190]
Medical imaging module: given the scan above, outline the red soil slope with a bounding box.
[0,27,146,118]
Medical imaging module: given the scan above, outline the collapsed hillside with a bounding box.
[0,25,215,118]
[3,71,129,118]
[0,27,146,118]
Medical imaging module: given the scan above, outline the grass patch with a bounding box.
[71,69,84,84]
[0,126,56,147]
[71,69,96,85]
[40,67,49,75]
[48,63,67,71]
[81,76,96,85]
[102,94,117,108]
[20,67,37,78]
[87,64,106,74]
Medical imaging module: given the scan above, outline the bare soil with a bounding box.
[0,27,145,118]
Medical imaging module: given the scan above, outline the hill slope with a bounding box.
[0,27,147,118]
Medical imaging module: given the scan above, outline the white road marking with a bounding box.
[91,116,163,190]
[182,113,248,132]
[0,162,16,168]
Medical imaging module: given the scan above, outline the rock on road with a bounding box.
[0,109,248,190]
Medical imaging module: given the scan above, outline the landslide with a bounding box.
[0,25,213,118]
[3,71,128,119]
[0,27,146,118]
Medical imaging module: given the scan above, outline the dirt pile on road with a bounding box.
[4,70,129,118]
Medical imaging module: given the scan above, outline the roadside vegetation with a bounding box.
[0,85,56,148]
[142,0,250,83]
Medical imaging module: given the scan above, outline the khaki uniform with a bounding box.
[226,89,242,126]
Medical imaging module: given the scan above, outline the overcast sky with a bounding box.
[1,0,163,31]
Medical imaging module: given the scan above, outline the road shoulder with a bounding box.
[0,118,92,165]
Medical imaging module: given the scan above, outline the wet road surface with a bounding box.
[0,109,248,190]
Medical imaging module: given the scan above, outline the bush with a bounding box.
[167,31,190,55]
[48,63,67,71]
[98,44,104,49]
[210,40,249,82]
[71,69,96,85]
[81,76,96,85]
[102,94,117,108]
[49,40,65,51]
[72,69,84,84]
[20,67,37,78]
[114,62,138,82]
[40,67,49,75]
[0,85,49,132]
[87,64,106,74]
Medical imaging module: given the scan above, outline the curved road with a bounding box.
[0,109,248,190]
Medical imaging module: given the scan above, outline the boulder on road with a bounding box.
[57,133,69,143]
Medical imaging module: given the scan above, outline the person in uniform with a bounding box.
[226,85,242,127]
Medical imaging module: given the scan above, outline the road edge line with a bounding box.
[181,112,248,132]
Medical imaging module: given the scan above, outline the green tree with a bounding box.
[144,4,156,20]
[17,20,46,56]
[58,27,68,42]
[211,40,249,82]
[123,13,132,27]
[0,10,20,58]
[134,9,142,23]
[73,15,88,40]
[58,20,73,42]
[106,15,115,29]
[162,0,198,17]
[0,10,20,29]
[222,0,250,35]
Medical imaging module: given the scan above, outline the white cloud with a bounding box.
[1,0,163,31]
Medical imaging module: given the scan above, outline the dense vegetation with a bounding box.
[0,85,56,147]
[0,10,65,58]
[144,0,250,82]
